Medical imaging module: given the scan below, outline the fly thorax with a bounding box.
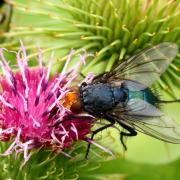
[111,87,128,104]
[80,83,115,115]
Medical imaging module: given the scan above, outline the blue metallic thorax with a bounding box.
[80,83,127,115]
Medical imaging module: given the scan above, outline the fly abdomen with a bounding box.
[127,88,159,106]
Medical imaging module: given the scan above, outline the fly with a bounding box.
[61,42,180,158]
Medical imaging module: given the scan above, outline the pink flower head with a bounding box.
[0,42,94,163]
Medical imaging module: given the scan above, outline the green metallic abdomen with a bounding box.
[128,88,159,106]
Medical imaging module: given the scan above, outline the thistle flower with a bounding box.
[0,42,94,164]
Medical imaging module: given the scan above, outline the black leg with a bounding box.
[49,114,94,128]
[105,114,137,151]
[118,121,137,151]
[79,72,86,78]
[67,114,94,120]
[85,121,115,159]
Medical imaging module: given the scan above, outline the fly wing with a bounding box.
[108,99,180,144]
[92,43,178,89]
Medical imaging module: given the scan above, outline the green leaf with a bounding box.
[91,157,180,180]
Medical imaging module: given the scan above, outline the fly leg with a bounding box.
[105,114,137,151]
[118,121,137,151]
[79,72,86,78]
[85,117,115,159]
[49,114,94,128]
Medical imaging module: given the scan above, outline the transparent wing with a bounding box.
[92,43,178,89]
[108,99,180,144]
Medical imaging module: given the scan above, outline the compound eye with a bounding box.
[70,101,82,114]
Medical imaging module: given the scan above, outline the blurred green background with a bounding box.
[0,0,180,179]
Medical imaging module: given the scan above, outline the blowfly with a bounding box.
[62,42,180,158]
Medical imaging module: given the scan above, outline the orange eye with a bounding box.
[70,101,82,114]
